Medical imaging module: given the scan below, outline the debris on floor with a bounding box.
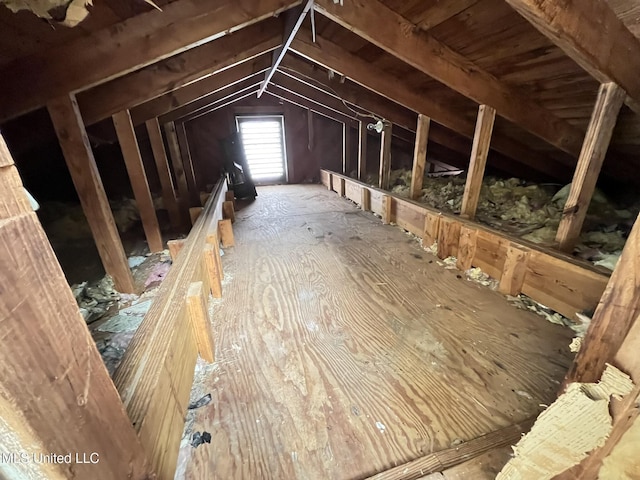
[497,364,634,479]
[372,168,638,270]
[190,431,212,448]
[188,393,212,410]
[72,275,119,324]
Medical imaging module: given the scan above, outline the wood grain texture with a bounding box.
[47,94,135,293]
[460,105,496,220]
[204,243,223,299]
[498,245,530,296]
[0,0,298,121]
[382,194,392,225]
[410,115,431,200]
[114,179,227,479]
[326,171,608,320]
[182,184,572,479]
[218,219,235,247]
[457,227,478,271]
[555,83,625,251]
[113,110,164,253]
[361,187,371,212]
[223,201,236,223]
[190,207,204,226]
[0,142,152,480]
[146,118,181,229]
[165,122,192,224]
[186,281,215,363]
[437,217,461,259]
[168,239,186,261]
[314,0,585,157]
[176,123,201,207]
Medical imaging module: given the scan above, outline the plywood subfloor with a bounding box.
[181,184,573,480]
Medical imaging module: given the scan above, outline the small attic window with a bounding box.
[236,115,288,184]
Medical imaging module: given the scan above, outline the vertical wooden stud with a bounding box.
[218,219,235,247]
[342,122,353,175]
[167,239,185,261]
[456,226,478,271]
[164,121,191,225]
[176,122,201,207]
[328,173,334,191]
[146,117,181,229]
[437,216,461,259]
[422,213,441,248]
[113,109,164,253]
[186,281,215,363]
[361,187,371,212]
[379,122,393,190]
[358,120,367,181]
[48,94,135,293]
[555,83,626,252]
[338,177,346,197]
[410,114,431,200]
[223,200,235,223]
[498,244,530,296]
[203,244,222,298]
[206,233,224,278]
[382,194,392,225]
[461,105,496,220]
[189,207,203,226]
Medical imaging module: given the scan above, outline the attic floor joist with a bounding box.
[180,184,573,479]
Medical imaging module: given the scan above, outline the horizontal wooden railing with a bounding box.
[113,177,231,479]
[322,170,609,320]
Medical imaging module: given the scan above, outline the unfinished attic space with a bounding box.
[3,1,640,479]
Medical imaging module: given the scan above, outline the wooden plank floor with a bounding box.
[182,184,573,480]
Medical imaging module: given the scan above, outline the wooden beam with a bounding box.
[179,88,261,122]
[0,135,152,480]
[186,281,215,362]
[358,120,367,181]
[410,114,430,200]
[258,0,313,97]
[289,32,572,180]
[499,244,530,296]
[555,83,625,252]
[203,244,223,299]
[223,200,236,223]
[381,194,392,225]
[314,0,585,156]
[504,0,640,109]
[218,219,235,247]
[361,186,371,212]
[146,118,181,229]
[366,417,535,479]
[565,211,640,385]
[0,0,299,122]
[47,94,135,293]
[456,226,478,271]
[175,123,201,208]
[461,105,496,220]
[413,0,479,31]
[113,110,164,253]
[378,123,392,190]
[164,121,191,224]
[79,21,282,126]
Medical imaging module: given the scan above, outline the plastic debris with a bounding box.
[127,255,146,268]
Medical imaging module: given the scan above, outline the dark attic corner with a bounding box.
[0,0,639,479]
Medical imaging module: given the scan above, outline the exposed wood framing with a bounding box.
[146,117,181,229]
[203,243,222,299]
[410,114,430,200]
[381,194,392,225]
[131,56,272,125]
[378,122,392,190]
[186,281,215,362]
[366,417,534,480]
[79,21,283,126]
[413,0,479,31]
[324,170,609,321]
[180,87,261,122]
[460,105,496,220]
[0,135,152,480]
[0,0,299,121]
[289,31,571,180]
[555,83,626,252]
[504,0,640,111]
[218,219,235,247]
[498,245,531,296]
[113,110,164,253]
[565,211,640,385]
[263,89,355,128]
[175,123,201,208]
[47,94,135,293]
[314,0,585,156]
[358,120,367,180]
[457,226,478,271]
[361,186,371,212]
[258,0,313,97]
[114,179,228,479]
[164,122,191,222]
